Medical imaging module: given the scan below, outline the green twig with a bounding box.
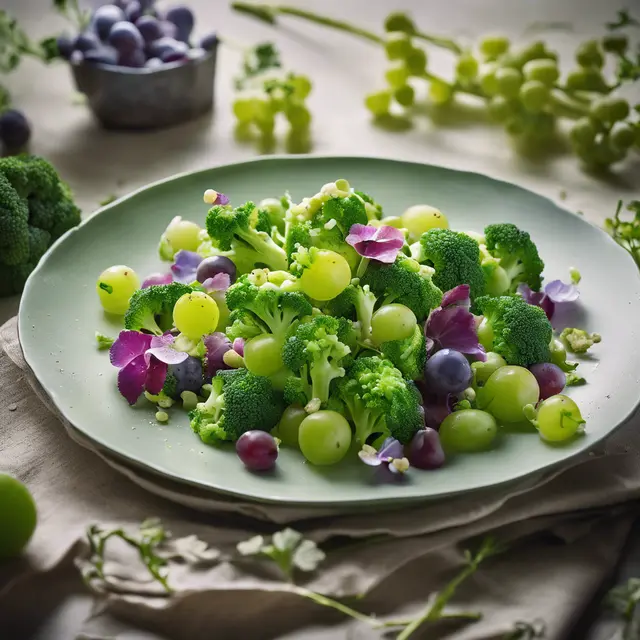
[414,29,462,54]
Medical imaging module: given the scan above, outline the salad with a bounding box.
[96,179,599,477]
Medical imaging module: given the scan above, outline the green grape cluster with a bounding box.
[232,43,313,153]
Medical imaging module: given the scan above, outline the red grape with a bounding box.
[529,362,566,399]
[424,349,472,394]
[406,428,445,470]
[196,256,237,285]
[236,431,278,471]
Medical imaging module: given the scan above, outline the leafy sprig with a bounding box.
[606,577,640,639]
[605,200,640,269]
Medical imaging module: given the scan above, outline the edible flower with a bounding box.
[201,273,231,293]
[203,333,245,380]
[110,331,188,405]
[171,250,202,284]
[141,272,173,288]
[203,189,230,206]
[346,224,405,264]
[425,285,486,361]
[517,280,580,320]
[358,437,410,476]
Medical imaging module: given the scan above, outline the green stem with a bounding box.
[549,89,590,119]
[414,30,462,55]
[289,585,378,625]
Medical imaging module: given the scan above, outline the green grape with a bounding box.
[575,39,604,69]
[602,34,628,55]
[385,32,413,60]
[298,410,352,465]
[479,35,510,58]
[479,65,499,96]
[456,54,479,80]
[429,79,454,104]
[495,67,523,98]
[277,405,307,448]
[233,98,258,123]
[532,395,585,442]
[610,122,636,150]
[565,68,608,92]
[549,338,569,368]
[472,352,507,387]
[439,410,498,453]
[299,249,351,301]
[569,117,597,147]
[488,96,517,122]
[505,116,527,136]
[406,47,427,75]
[385,64,410,89]
[519,80,550,113]
[511,41,550,68]
[394,84,415,106]
[365,91,392,117]
[209,290,230,331]
[522,59,559,86]
[173,291,219,340]
[289,75,312,100]
[370,304,417,345]
[286,103,311,130]
[96,265,140,315]
[401,204,449,241]
[476,365,540,424]
[590,96,630,124]
[0,474,37,560]
[243,334,284,377]
[164,217,202,253]
[384,11,415,34]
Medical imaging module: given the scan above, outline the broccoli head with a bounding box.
[312,193,368,237]
[124,283,192,335]
[360,255,442,323]
[380,325,427,380]
[325,282,378,345]
[336,356,424,445]
[560,327,601,354]
[354,191,383,221]
[410,228,485,303]
[282,315,354,407]
[206,201,288,272]
[476,295,552,366]
[483,223,544,293]
[189,368,282,444]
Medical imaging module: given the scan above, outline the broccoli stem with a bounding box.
[236,229,288,271]
[310,358,344,404]
[354,287,376,343]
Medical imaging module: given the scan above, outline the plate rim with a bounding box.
[18,154,640,506]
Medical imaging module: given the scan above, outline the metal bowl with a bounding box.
[70,46,217,131]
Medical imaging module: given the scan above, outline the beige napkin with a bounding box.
[1,315,638,640]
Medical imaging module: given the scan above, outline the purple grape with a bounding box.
[145,57,163,69]
[165,5,194,42]
[139,0,156,9]
[236,431,278,471]
[529,362,566,400]
[160,40,189,63]
[135,15,162,43]
[148,36,179,58]
[166,356,204,398]
[118,48,146,67]
[406,428,445,470]
[200,32,218,52]
[70,51,84,65]
[108,22,144,54]
[92,4,126,41]
[83,46,119,65]
[74,31,101,53]
[124,1,142,23]
[0,110,31,150]
[424,349,473,395]
[56,35,75,60]
[159,20,178,38]
[196,256,237,285]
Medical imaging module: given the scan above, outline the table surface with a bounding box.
[2,0,639,638]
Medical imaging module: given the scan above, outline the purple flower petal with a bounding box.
[517,284,556,320]
[202,273,231,293]
[544,279,580,303]
[145,355,168,395]
[171,250,203,284]
[110,331,152,369]
[426,306,486,361]
[216,192,230,206]
[346,223,377,244]
[142,272,173,288]
[346,224,405,264]
[203,332,233,379]
[232,338,245,357]
[117,354,149,405]
[358,445,383,467]
[146,334,189,365]
[378,437,404,461]
[441,285,471,310]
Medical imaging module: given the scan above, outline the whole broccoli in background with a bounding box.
[0,155,81,296]
[410,228,485,304]
[476,295,552,367]
[189,368,282,444]
[337,356,424,445]
[124,283,192,335]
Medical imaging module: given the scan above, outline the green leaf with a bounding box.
[292,539,325,572]
[606,10,640,30]
[52,0,69,12]
[39,36,61,63]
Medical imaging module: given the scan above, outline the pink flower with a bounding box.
[517,280,580,320]
[110,331,188,405]
[345,224,405,264]
[142,272,173,288]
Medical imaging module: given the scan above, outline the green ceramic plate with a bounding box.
[19,156,640,506]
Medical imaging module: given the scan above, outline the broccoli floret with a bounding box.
[312,194,368,236]
[189,368,282,444]
[410,228,485,303]
[560,328,601,354]
[326,282,378,344]
[95,332,115,350]
[380,325,427,380]
[0,155,81,296]
[206,201,288,272]
[483,223,545,293]
[336,356,424,445]
[354,191,383,221]
[476,295,552,366]
[225,274,313,342]
[282,315,353,407]
[565,371,586,386]
[360,255,442,323]
[258,197,287,234]
[124,283,192,335]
